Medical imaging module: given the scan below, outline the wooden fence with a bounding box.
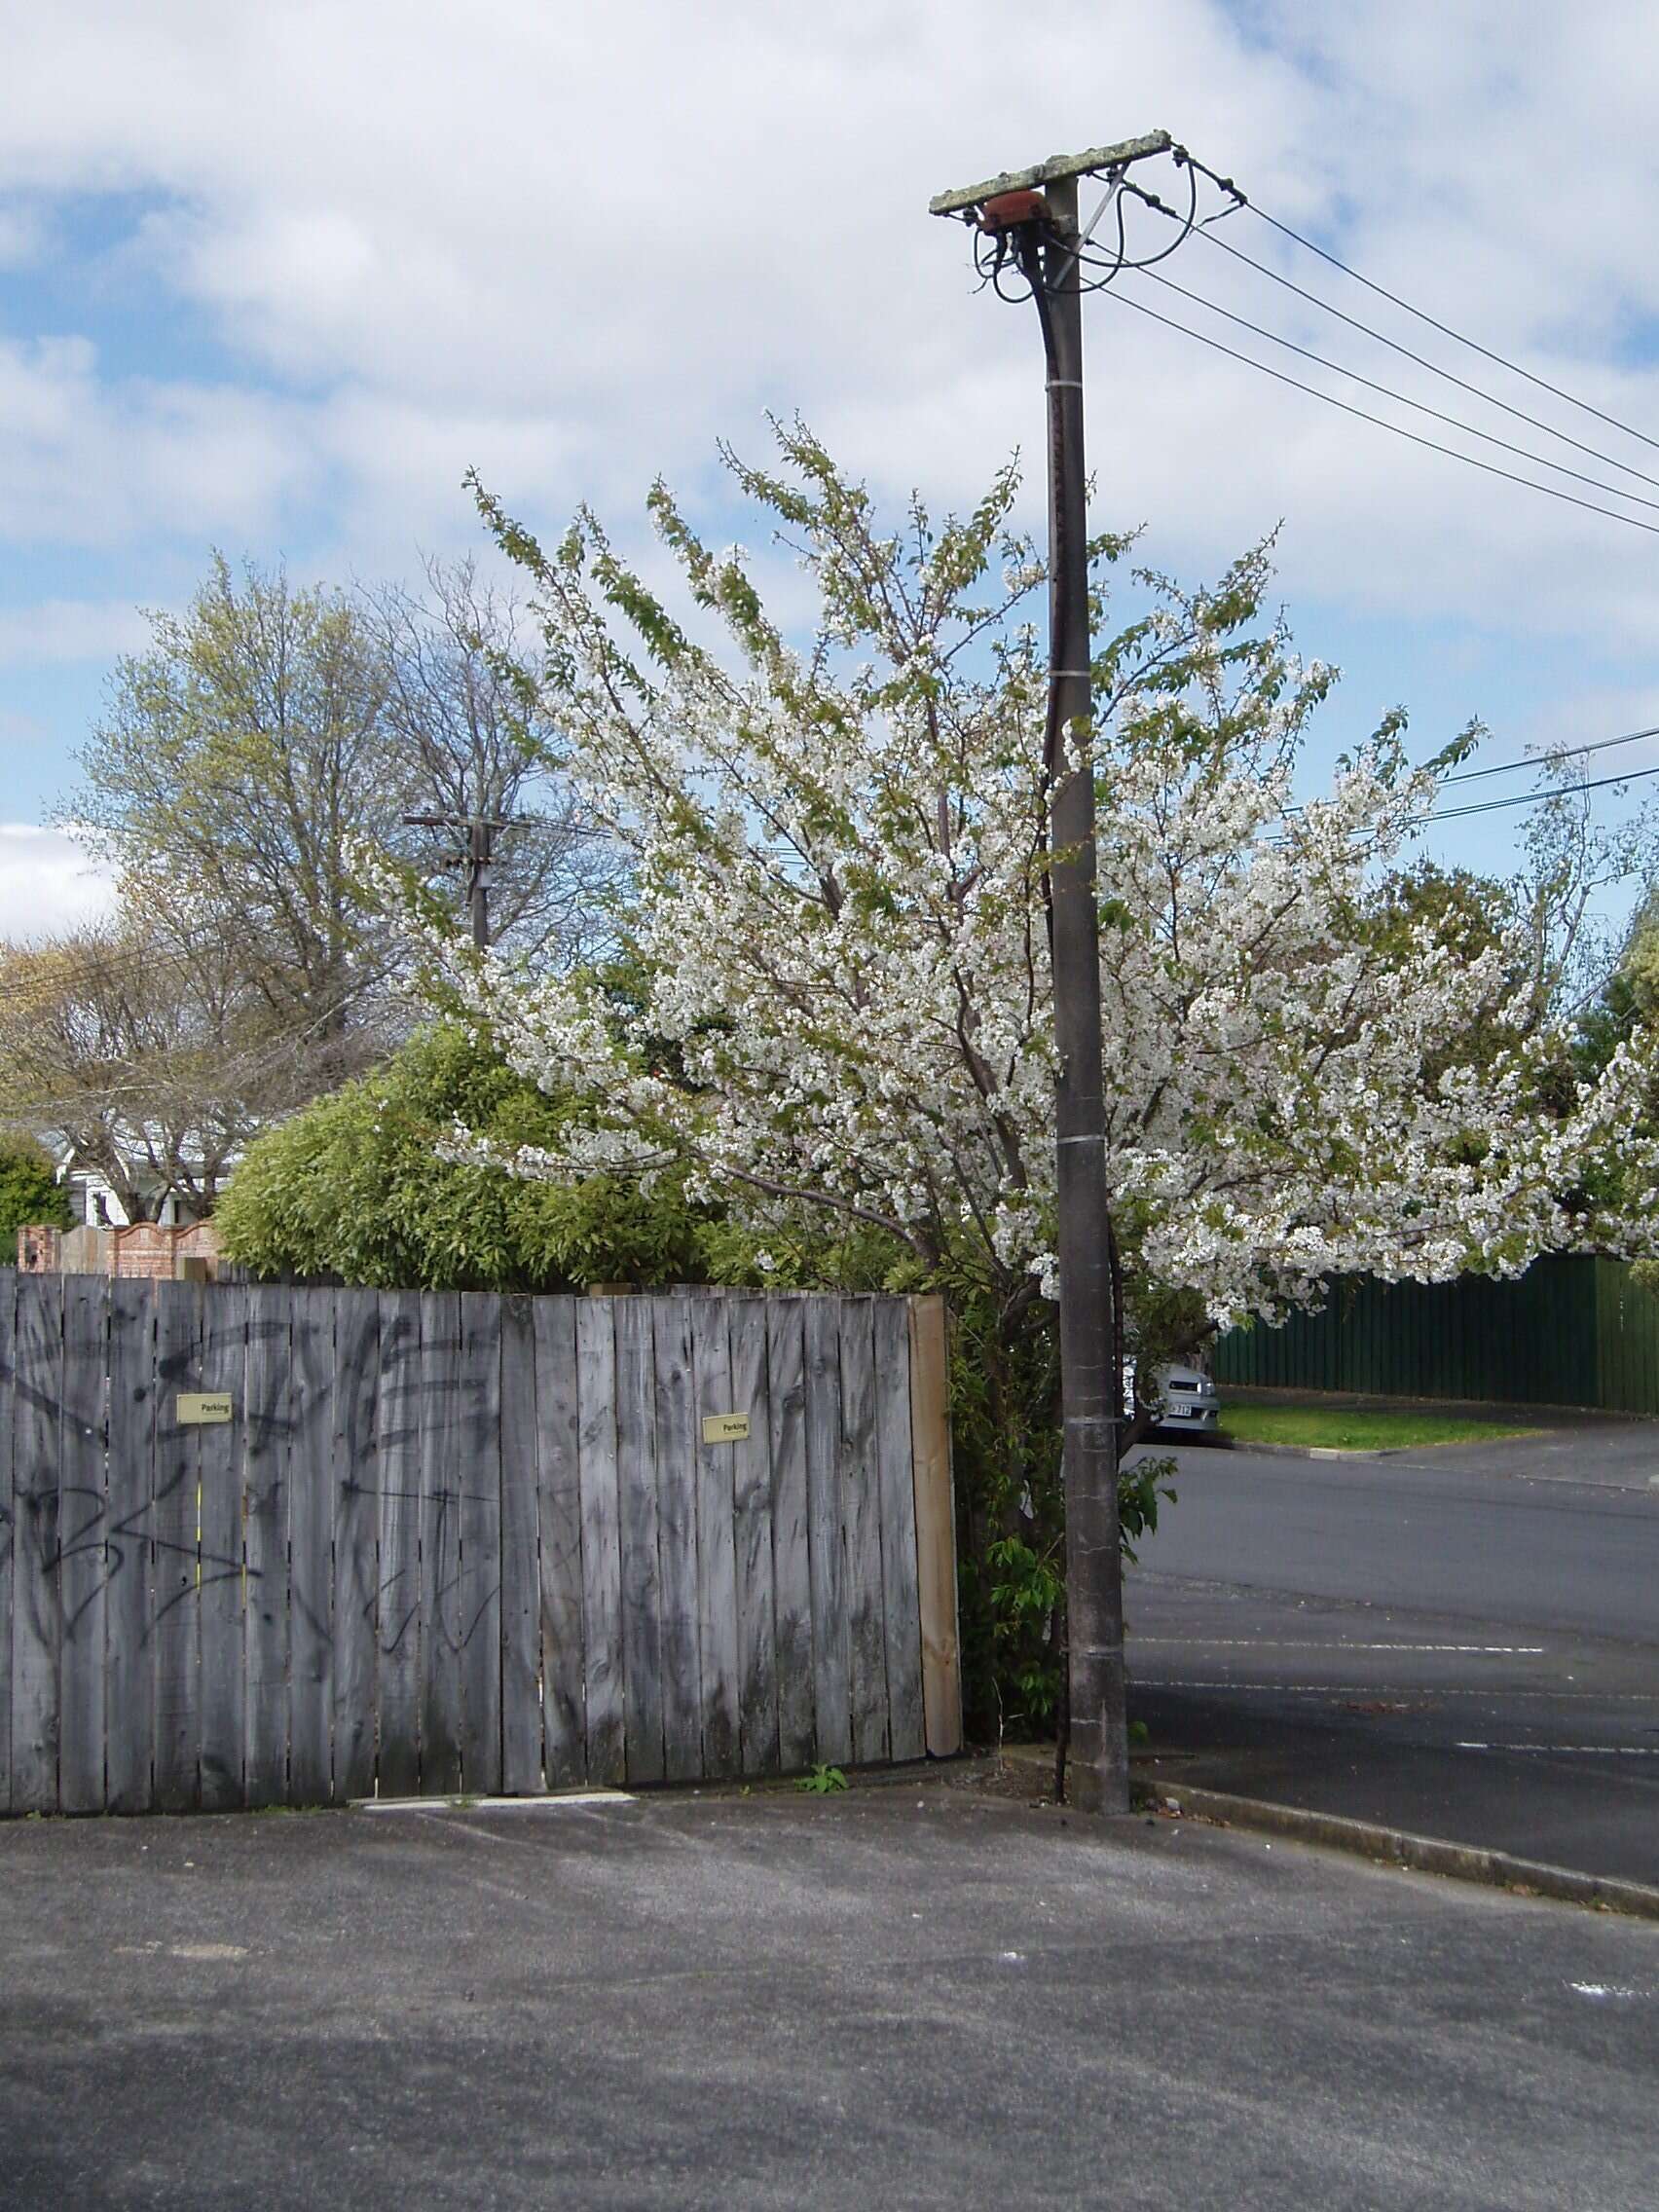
[1213,1254,1659,1415]
[0,1275,959,1816]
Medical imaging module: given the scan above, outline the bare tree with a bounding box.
[1518,746,1649,1022]
[362,555,621,961]
[0,905,328,1218]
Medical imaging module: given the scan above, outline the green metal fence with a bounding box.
[1212,1255,1659,1416]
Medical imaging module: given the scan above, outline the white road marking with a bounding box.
[355,1789,635,1814]
[1131,1640,1546,1654]
[1456,1743,1659,1755]
[1137,1680,1659,1698]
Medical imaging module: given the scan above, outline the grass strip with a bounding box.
[1220,1404,1539,1452]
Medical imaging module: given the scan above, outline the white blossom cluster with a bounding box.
[444,441,1659,1329]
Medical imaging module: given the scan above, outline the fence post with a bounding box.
[907,1295,961,1757]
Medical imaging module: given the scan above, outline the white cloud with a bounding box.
[0,598,153,668]
[0,827,117,940]
[0,335,317,550]
[0,202,47,268]
[0,1,1657,654]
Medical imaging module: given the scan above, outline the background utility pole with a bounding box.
[932,133,1171,1815]
[403,813,502,949]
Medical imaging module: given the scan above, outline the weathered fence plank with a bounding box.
[418,1291,463,1794]
[11,1273,63,1813]
[873,1297,924,1764]
[331,1290,381,1803]
[499,1296,543,1795]
[103,1280,155,1815]
[151,1284,202,1812]
[691,1296,740,1779]
[908,1295,961,1757]
[840,1300,890,1767]
[766,1299,814,1771]
[376,1290,424,1797]
[804,1296,852,1768]
[56,1278,107,1814]
[576,1298,625,1787]
[242,1287,291,1810]
[728,1297,779,1775]
[535,1296,584,1788]
[196,1286,246,1812]
[459,1294,503,1796]
[0,1278,955,1815]
[0,1270,14,1809]
[653,1297,703,1782]
[287,1288,336,1804]
[613,1297,664,1785]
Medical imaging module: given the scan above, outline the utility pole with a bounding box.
[931,132,1171,1815]
[403,813,503,950]
[465,817,494,952]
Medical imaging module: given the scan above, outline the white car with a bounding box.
[1124,1358,1221,1434]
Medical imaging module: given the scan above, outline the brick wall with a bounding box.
[17,1226,63,1274]
[110,1222,221,1279]
[16,1221,222,1278]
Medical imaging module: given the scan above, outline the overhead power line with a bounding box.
[1128,173,1659,495]
[1244,200,1659,463]
[1134,266,1659,516]
[1428,757,1659,825]
[1181,217,1659,495]
[1098,285,1659,539]
[1278,756,1659,850]
[1442,722,1659,789]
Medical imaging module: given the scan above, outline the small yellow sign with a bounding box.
[701,1411,751,1446]
[177,1393,234,1425]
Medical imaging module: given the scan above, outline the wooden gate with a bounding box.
[0,1276,959,1815]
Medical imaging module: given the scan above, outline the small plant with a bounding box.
[1128,1720,1150,1747]
[796,1763,848,1795]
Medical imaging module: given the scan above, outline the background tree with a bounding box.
[0,1134,71,1242]
[0,904,296,1218]
[438,425,1659,1730]
[9,549,621,1230]
[68,554,411,1092]
[214,1022,709,1289]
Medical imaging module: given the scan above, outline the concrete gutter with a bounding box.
[1132,1778,1659,1923]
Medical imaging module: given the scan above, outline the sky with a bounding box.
[4,1,1659,942]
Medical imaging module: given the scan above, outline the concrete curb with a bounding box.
[1131,1779,1659,1922]
[1217,1439,1394,1460]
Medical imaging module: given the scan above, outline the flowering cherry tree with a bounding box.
[448,424,1659,1354]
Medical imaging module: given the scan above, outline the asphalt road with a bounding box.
[1125,1434,1659,1886]
[4,1787,1657,2209]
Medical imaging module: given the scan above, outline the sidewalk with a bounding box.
[3,1782,1655,2208]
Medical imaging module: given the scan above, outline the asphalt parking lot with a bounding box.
[3,1785,1657,2210]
